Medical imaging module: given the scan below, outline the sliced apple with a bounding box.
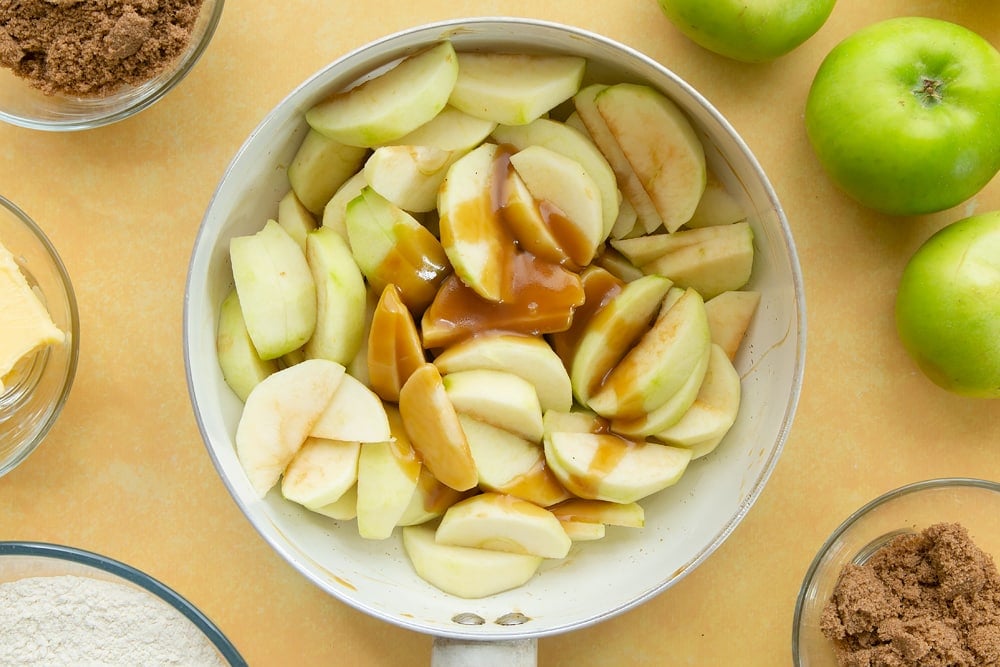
[345,186,451,313]
[543,431,692,504]
[398,363,478,491]
[685,171,746,228]
[364,144,456,213]
[548,265,624,368]
[549,499,645,528]
[640,221,754,300]
[281,437,361,509]
[435,493,571,559]
[594,246,644,283]
[574,84,662,234]
[437,142,508,302]
[500,167,569,265]
[509,145,604,266]
[356,406,422,540]
[310,483,358,521]
[303,226,367,365]
[595,83,706,233]
[569,274,673,407]
[391,105,497,151]
[588,288,711,419]
[306,41,459,147]
[346,286,378,387]
[459,415,570,508]
[321,170,367,241]
[230,219,317,360]
[448,52,586,126]
[235,358,346,497]
[608,194,639,240]
[367,284,426,402]
[559,520,606,541]
[705,290,761,361]
[492,117,619,237]
[310,372,390,443]
[432,333,573,413]
[217,288,279,402]
[683,434,726,460]
[444,369,543,442]
[397,467,469,526]
[287,128,369,214]
[276,189,317,251]
[654,343,741,447]
[541,408,607,436]
[402,522,542,599]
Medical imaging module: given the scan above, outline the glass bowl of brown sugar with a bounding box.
[0,0,224,131]
[793,477,1000,666]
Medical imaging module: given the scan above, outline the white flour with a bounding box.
[0,574,228,666]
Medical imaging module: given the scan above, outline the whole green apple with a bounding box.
[806,17,1000,216]
[656,0,836,63]
[895,211,1000,398]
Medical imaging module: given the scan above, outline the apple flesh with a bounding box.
[281,437,361,509]
[303,226,367,366]
[392,105,497,151]
[310,372,391,443]
[435,492,572,559]
[443,369,544,442]
[704,290,760,361]
[276,189,317,250]
[356,407,422,539]
[216,288,279,402]
[287,128,369,214]
[653,343,742,446]
[366,284,426,402]
[363,145,456,213]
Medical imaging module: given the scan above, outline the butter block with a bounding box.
[0,241,64,392]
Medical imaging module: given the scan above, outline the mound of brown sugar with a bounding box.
[0,0,206,97]
[821,522,1000,666]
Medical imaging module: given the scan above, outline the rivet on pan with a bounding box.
[495,612,531,626]
[451,612,486,625]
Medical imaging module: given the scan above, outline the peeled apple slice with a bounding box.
[402,523,543,599]
[435,493,572,559]
[235,359,346,497]
[310,372,391,443]
[654,343,742,447]
[305,41,460,147]
[216,288,279,402]
[281,437,361,509]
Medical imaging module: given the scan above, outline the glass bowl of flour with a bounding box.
[0,541,246,666]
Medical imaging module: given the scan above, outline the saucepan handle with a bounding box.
[431,637,537,667]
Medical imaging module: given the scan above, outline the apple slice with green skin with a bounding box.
[705,290,760,361]
[311,372,390,443]
[435,493,572,559]
[346,287,378,387]
[500,168,570,266]
[560,520,606,541]
[444,369,544,442]
[608,195,639,241]
[397,467,469,527]
[364,145,456,213]
[230,219,317,361]
[235,359,346,497]
[549,266,624,368]
[614,221,750,265]
[356,406,422,539]
[281,437,361,509]
[217,288,279,402]
[569,274,674,407]
[588,287,711,419]
[367,284,426,402]
[276,190,317,251]
[345,186,451,313]
[682,434,726,460]
[509,145,604,266]
[448,52,586,126]
[303,226,367,366]
[594,246,644,283]
[433,333,573,413]
[641,221,754,300]
[306,41,459,148]
[549,499,645,528]
[398,363,478,491]
[654,343,741,447]
[685,172,746,228]
[595,83,707,233]
[543,431,692,504]
[310,484,358,521]
[437,142,508,302]
[322,171,367,241]
[492,117,620,237]
[287,128,369,214]
[459,415,571,508]
[390,105,497,152]
[402,522,543,599]
[574,84,663,234]
[541,408,607,436]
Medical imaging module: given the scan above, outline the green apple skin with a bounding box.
[656,0,836,63]
[806,17,1000,216]
[895,211,1000,398]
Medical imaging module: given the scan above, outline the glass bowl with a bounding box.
[0,195,79,478]
[793,477,1000,666]
[185,16,805,647]
[0,0,224,131]
[0,541,246,665]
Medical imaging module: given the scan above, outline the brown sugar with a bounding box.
[821,522,1000,666]
[0,0,206,97]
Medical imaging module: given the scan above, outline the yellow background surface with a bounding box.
[1,1,998,664]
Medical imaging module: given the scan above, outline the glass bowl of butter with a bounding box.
[0,195,79,478]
